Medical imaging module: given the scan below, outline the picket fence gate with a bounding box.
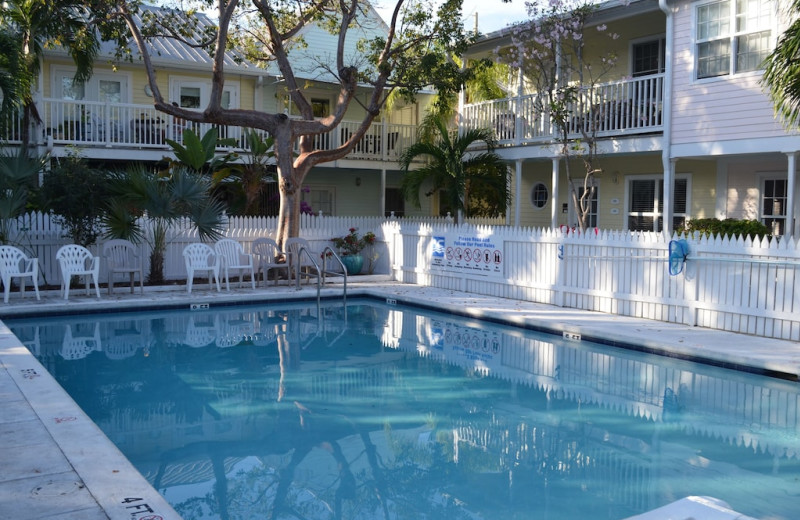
[6,212,800,341]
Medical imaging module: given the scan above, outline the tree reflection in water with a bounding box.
[6,301,800,520]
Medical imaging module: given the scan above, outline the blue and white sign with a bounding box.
[429,233,503,278]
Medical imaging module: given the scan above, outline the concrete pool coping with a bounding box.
[0,278,797,519]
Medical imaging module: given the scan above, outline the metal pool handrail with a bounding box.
[294,245,348,305]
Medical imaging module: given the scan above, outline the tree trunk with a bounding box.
[148,224,167,284]
[273,128,298,250]
[148,249,164,285]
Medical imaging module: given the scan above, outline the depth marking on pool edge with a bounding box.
[190,303,209,311]
[563,331,582,341]
[386,298,397,305]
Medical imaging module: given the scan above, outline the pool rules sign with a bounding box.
[430,233,504,278]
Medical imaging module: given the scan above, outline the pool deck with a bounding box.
[0,277,796,519]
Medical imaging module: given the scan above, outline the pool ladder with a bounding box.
[293,245,347,305]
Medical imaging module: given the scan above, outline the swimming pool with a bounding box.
[6,298,800,520]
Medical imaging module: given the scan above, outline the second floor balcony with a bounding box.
[461,74,664,146]
[1,98,418,164]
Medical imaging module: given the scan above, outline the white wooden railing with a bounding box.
[461,74,664,144]
[6,212,800,341]
[0,99,417,162]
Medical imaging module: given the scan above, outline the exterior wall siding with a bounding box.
[670,0,789,146]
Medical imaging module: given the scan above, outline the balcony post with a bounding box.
[662,157,676,235]
[381,117,387,161]
[551,157,560,229]
[515,67,524,146]
[787,152,797,237]
[514,159,522,226]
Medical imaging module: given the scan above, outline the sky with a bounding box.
[458,0,530,34]
[373,0,529,36]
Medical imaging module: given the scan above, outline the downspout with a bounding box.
[659,0,675,236]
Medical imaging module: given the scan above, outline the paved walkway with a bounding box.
[0,278,797,519]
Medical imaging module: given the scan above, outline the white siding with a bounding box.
[670,0,789,147]
[272,7,387,84]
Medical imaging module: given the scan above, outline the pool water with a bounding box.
[6,300,800,520]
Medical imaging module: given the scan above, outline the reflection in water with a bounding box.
[6,301,800,520]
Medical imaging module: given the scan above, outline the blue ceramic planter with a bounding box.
[341,254,364,275]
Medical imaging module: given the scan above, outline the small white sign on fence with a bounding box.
[430,232,504,278]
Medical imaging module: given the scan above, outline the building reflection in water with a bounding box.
[7,301,800,520]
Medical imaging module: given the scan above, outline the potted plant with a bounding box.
[331,227,376,275]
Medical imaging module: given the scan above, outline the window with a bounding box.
[54,70,127,102]
[311,98,330,118]
[385,188,405,217]
[98,80,122,104]
[172,79,239,111]
[302,187,334,215]
[288,96,332,118]
[59,77,85,100]
[627,176,689,232]
[530,183,549,209]
[180,86,202,108]
[632,38,666,77]
[695,0,773,79]
[762,178,786,235]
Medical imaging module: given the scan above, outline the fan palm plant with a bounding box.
[399,116,509,223]
[0,148,47,244]
[103,164,226,284]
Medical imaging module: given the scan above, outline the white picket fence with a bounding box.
[7,212,800,341]
[384,222,800,341]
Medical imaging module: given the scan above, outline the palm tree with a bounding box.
[0,148,47,244]
[763,0,800,126]
[103,164,226,284]
[0,30,21,122]
[399,116,509,223]
[0,0,99,150]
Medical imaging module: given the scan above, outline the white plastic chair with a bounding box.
[252,237,289,286]
[214,238,256,290]
[60,323,101,360]
[185,316,216,348]
[56,244,101,300]
[103,239,144,295]
[0,245,40,303]
[183,243,220,294]
[284,237,321,284]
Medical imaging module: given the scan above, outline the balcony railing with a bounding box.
[0,98,416,162]
[461,74,664,145]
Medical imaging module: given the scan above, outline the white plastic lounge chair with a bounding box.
[183,243,221,294]
[252,237,289,286]
[56,244,101,300]
[214,238,256,290]
[0,245,40,303]
[103,239,144,295]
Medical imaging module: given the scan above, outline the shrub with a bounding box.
[39,156,110,246]
[679,218,770,240]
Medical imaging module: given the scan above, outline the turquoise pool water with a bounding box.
[6,299,800,520]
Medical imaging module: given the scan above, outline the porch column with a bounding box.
[662,157,676,236]
[551,157,560,229]
[515,159,523,226]
[787,152,797,237]
[515,67,524,146]
[381,168,387,217]
[458,63,466,137]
